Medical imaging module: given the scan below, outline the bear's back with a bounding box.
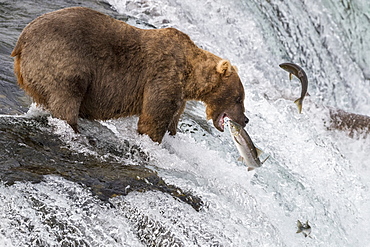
[14,7,137,60]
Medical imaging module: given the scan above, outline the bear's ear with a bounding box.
[233,65,238,73]
[216,59,232,76]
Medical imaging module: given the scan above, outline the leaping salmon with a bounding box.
[279,62,309,113]
[296,220,312,238]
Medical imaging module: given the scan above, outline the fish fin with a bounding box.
[306,92,310,96]
[294,98,303,113]
[296,229,302,234]
[238,156,244,162]
[303,233,308,238]
[289,73,293,80]
[256,148,263,157]
[247,167,254,171]
[261,155,270,164]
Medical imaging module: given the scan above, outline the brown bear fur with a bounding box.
[12,7,248,143]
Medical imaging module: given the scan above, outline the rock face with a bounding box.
[329,108,370,137]
[0,115,203,211]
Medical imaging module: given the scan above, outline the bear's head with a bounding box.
[204,60,249,132]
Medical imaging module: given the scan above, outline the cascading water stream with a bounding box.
[0,0,369,246]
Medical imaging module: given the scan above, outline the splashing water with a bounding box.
[0,0,369,246]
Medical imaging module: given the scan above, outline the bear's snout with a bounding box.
[233,114,248,128]
[244,116,249,125]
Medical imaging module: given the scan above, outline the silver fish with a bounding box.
[296,220,312,238]
[279,62,309,113]
[226,118,268,171]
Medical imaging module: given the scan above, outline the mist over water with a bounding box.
[0,0,369,246]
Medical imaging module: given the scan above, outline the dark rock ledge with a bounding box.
[0,115,203,211]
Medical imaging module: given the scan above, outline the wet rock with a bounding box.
[0,116,203,211]
[329,108,370,138]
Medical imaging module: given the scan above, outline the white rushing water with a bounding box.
[1,0,369,246]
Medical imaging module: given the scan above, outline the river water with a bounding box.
[0,0,369,246]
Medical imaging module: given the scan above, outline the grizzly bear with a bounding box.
[12,7,248,143]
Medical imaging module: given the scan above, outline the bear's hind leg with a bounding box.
[48,93,82,133]
[46,76,88,133]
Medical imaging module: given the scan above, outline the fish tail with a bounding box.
[296,220,302,234]
[294,98,303,113]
